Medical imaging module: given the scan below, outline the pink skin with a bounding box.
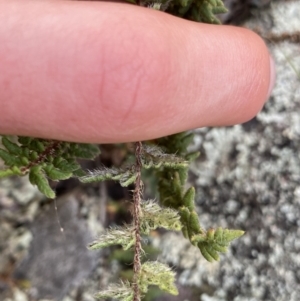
[0,0,274,143]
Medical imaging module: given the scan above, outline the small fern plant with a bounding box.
[0,134,244,300]
[0,0,245,300]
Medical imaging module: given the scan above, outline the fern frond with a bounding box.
[142,145,188,169]
[88,226,136,251]
[80,166,137,187]
[80,145,188,186]
[0,136,100,198]
[139,261,178,295]
[192,228,245,262]
[94,281,134,301]
[165,0,228,24]
[140,200,182,233]
[29,166,56,199]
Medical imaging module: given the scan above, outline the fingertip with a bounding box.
[194,25,273,127]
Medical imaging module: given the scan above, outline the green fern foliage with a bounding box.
[88,200,181,300]
[155,132,200,209]
[128,0,228,24]
[83,137,243,264]
[167,0,228,24]
[153,132,244,261]
[88,201,182,250]
[81,166,138,187]
[141,145,189,169]
[88,226,136,251]
[139,262,178,295]
[0,136,99,198]
[94,262,178,301]
[192,228,245,262]
[94,281,134,301]
[140,200,182,234]
[80,145,188,186]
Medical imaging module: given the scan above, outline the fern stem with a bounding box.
[132,141,143,301]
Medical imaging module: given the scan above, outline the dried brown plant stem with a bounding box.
[132,141,143,301]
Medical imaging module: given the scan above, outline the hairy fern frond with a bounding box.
[142,145,188,169]
[88,226,136,251]
[88,201,182,252]
[140,200,182,234]
[0,136,99,198]
[139,261,178,295]
[172,0,228,24]
[94,281,134,301]
[192,228,245,262]
[93,261,178,301]
[80,145,188,186]
[153,132,244,262]
[135,0,228,24]
[80,166,137,187]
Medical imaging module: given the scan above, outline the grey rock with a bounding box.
[14,196,98,301]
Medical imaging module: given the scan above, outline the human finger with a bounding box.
[0,0,275,143]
